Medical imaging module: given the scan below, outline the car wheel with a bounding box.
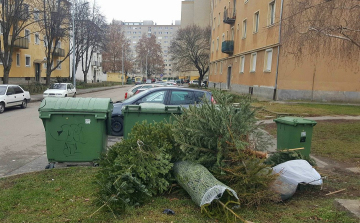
[73,93,76,98]
[111,116,124,136]
[65,94,67,97]
[0,102,4,113]
[21,99,27,109]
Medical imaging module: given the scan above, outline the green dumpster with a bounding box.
[273,117,317,158]
[122,103,182,139]
[39,97,113,165]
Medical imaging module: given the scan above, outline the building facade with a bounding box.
[209,0,360,102]
[73,51,106,83]
[121,20,181,79]
[180,0,211,81]
[0,1,70,84]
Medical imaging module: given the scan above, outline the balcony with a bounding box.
[53,48,65,57]
[9,37,29,49]
[223,7,236,24]
[221,40,234,54]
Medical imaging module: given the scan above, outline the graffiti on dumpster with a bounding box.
[50,124,86,157]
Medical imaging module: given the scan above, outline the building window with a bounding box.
[25,55,31,67]
[268,1,276,26]
[35,33,40,44]
[239,56,245,73]
[220,61,223,74]
[213,18,216,30]
[34,9,39,21]
[218,13,221,26]
[250,53,257,72]
[242,19,247,38]
[215,62,217,74]
[25,29,30,42]
[254,11,259,33]
[222,33,225,42]
[56,60,61,70]
[216,37,219,51]
[43,58,47,69]
[212,40,214,52]
[16,53,20,66]
[264,49,273,72]
[245,0,249,3]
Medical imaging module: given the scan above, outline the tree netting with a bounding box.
[173,161,239,207]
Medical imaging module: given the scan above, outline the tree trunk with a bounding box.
[46,68,51,85]
[2,69,10,84]
[83,70,88,83]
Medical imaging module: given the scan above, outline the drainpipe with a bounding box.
[274,0,285,100]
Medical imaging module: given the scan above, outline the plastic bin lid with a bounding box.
[122,103,182,113]
[273,117,317,126]
[38,97,113,113]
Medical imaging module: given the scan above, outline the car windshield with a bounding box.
[0,86,7,95]
[50,83,66,90]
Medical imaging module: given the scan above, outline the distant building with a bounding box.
[209,0,360,102]
[73,50,105,83]
[121,20,181,79]
[180,0,211,81]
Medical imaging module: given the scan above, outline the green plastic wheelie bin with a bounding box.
[274,117,317,158]
[122,103,182,139]
[39,97,113,168]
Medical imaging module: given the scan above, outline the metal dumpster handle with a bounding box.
[125,105,141,111]
[165,106,181,112]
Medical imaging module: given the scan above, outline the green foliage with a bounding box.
[20,83,48,94]
[96,121,180,214]
[172,89,270,174]
[264,151,317,167]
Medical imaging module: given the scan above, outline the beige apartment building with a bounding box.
[180,0,211,81]
[0,0,70,84]
[121,20,180,79]
[209,0,360,102]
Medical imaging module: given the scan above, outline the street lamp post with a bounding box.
[121,45,124,86]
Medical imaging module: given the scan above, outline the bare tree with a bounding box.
[78,2,106,83]
[282,0,360,60]
[169,25,211,86]
[135,34,164,78]
[0,0,34,84]
[37,0,72,85]
[102,20,131,74]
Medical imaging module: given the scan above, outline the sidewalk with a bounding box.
[29,84,128,103]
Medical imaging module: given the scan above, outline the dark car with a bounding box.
[111,87,213,136]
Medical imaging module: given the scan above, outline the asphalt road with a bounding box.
[0,86,131,177]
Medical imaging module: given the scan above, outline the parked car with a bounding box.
[190,80,199,85]
[124,84,163,99]
[111,87,213,136]
[43,83,76,98]
[0,84,31,114]
[134,77,142,85]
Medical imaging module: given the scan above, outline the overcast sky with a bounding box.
[97,0,183,25]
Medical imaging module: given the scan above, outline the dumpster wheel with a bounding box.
[45,163,55,169]
[92,162,99,167]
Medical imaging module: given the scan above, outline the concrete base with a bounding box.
[209,82,275,100]
[277,89,360,103]
[334,199,360,220]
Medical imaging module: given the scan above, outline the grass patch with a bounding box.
[0,166,358,222]
[263,120,360,165]
[252,102,360,117]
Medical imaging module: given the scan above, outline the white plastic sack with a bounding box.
[273,160,323,186]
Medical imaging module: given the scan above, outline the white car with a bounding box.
[43,83,76,98]
[124,84,162,99]
[0,84,31,114]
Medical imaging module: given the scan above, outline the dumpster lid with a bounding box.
[122,103,182,113]
[38,97,113,113]
[273,117,317,126]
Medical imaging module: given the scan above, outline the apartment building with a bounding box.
[74,51,106,83]
[121,20,181,78]
[209,0,360,102]
[0,1,70,84]
[180,0,211,81]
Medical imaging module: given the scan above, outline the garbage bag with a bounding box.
[173,161,239,207]
[273,160,323,186]
[271,160,323,200]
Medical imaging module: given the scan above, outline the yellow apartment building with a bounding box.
[0,1,70,84]
[209,0,360,102]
